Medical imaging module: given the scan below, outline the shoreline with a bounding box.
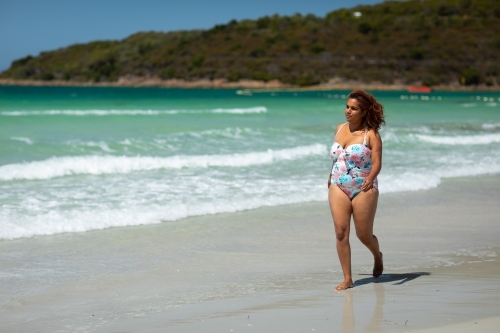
[1,77,500,91]
[0,174,499,242]
[1,174,500,332]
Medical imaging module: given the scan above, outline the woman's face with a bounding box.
[345,98,365,123]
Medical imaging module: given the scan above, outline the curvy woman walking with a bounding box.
[328,90,385,291]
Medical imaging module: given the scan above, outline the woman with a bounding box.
[328,90,385,291]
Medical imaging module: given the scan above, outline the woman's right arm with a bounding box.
[328,124,343,188]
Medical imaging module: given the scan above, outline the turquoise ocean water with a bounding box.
[1,86,499,240]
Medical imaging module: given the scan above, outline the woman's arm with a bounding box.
[328,123,344,188]
[361,130,382,191]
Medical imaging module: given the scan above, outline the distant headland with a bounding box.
[1,0,499,90]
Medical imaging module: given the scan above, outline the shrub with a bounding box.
[358,22,372,34]
[249,48,265,57]
[11,55,34,68]
[159,68,176,79]
[87,54,117,80]
[288,41,301,52]
[137,42,156,55]
[176,38,190,50]
[296,74,320,86]
[230,44,242,51]
[256,16,271,29]
[41,72,54,81]
[251,71,272,82]
[422,74,440,86]
[63,71,73,80]
[410,47,426,60]
[226,71,242,82]
[370,33,380,44]
[191,54,205,68]
[460,68,480,85]
[492,38,500,49]
[311,43,326,54]
[266,36,278,45]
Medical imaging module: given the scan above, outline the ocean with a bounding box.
[1,85,499,240]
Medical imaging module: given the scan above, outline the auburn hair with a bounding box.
[348,90,385,131]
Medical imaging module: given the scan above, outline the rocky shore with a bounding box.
[1,77,499,91]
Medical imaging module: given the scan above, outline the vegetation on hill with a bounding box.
[2,0,500,87]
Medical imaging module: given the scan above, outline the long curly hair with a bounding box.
[348,90,385,131]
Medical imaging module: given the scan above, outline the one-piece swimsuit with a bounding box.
[330,123,378,199]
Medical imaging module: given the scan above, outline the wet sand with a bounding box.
[1,175,499,332]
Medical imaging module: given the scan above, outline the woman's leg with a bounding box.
[352,188,383,277]
[328,185,354,290]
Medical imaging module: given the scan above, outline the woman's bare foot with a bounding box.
[335,279,354,291]
[373,252,383,278]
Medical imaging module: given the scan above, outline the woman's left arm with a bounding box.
[361,130,382,191]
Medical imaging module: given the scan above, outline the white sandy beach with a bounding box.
[1,175,500,332]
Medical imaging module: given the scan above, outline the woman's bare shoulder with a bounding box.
[367,128,381,138]
[332,123,345,140]
[366,128,382,147]
[334,123,345,133]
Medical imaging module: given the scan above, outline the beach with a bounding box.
[1,86,500,332]
[1,175,500,332]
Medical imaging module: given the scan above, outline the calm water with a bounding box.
[1,86,499,239]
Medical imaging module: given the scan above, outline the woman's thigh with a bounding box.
[352,188,379,237]
[328,185,353,235]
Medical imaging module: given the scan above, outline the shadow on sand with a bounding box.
[354,272,431,287]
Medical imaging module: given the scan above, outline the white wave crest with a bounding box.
[0,187,326,240]
[211,107,267,114]
[0,106,267,116]
[482,123,500,130]
[0,143,326,181]
[10,136,33,144]
[67,140,116,152]
[2,110,167,116]
[415,133,500,145]
[379,172,442,193]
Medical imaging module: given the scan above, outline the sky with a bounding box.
[0,0,383,71]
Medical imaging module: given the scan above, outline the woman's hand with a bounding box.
[361,177,374,191]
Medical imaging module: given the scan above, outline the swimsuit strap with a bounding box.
[363,127,368,146]
[334,123,348,139]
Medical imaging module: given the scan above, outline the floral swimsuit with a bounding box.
[330,123,378,199]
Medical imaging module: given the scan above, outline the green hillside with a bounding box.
[2,0,500,87]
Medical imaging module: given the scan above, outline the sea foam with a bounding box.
[415,133,500,145]
[0,187,325,240]
[0,106,267,116]
[10,137,34,144]
[482,123,500,130]
[0,144,326,181]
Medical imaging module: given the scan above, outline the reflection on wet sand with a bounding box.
[340,288,355,333]
[338,272,430,332]
[363,283,385,332]
[339,283,385,333]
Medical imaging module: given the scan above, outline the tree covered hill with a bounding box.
[2,0,500,87]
